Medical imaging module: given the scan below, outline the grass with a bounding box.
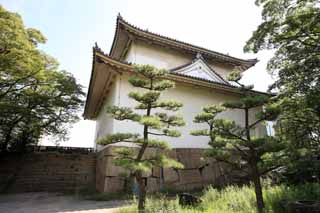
[117,182,320,213]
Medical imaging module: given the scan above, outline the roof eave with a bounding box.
[84,50,267,119]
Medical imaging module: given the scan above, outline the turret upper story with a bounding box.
[110,15,257,83]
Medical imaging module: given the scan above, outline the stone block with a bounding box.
[176,149,206,169]
[201,163,221,183]
[166,149,177,159]
[95,157,106,192]
[163,168,179,183]
[152,167,161,178]
[103,177,125,193]
[175,182,204,191]
[105,156,128,177]
[147,177,160,192]
[179,169,202,184]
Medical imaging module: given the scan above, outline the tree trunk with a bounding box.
[135,80,153,211]
[136,172,146,211]
[245,107,264,212]
[252,163,264,213]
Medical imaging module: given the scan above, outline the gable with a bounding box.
[171,56,228,84]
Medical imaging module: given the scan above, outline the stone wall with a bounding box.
[0,152,96,193]
[0,146,243,194]
[95,146,238,193]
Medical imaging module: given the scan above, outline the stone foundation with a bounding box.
[0,146,242,194]
[96,146,235,193]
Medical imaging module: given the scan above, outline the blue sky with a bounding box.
[0,0,274,147]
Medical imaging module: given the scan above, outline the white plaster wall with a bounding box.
[94,75,119,151]
[109,74,266,149]
[125,40,235,80]
[126,40,192,69]
[94,41,264,149]
[206,61,235,80]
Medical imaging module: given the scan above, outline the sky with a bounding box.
[0,0,275,148]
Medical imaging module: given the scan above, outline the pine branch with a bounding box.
[259,165,282,176]
[156,113,185,127]
[214,156,249,175]
[190,129,209,136]
[129,91,160,104]
[145,153,184,169]
[148,132,166,136]
[97,133,139,145]
[148,129,182,137]
[133,64,168,79]
[153,80,175,91]
[134,138,171,150]
[128,76,151,89]
[155,101,183,111]
[139,116,162,129]
[107,106,141,121]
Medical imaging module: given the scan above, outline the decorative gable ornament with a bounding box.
[172,53,228,84]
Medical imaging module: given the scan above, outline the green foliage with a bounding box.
[245,0,320,183]
[98,133,139,145]
[223,95,269,109]
[129,91,161,105]
[190,129,209,136]
[274,97,320,183]
[155,100,183,111]
[139,116,162,130]
[134,138,171,150]
[227,70,242,82]
[192,72,284,212]
[0,6,84,152]
[153,80,175,91]
[201,182,320,213]
[106,106,141,121]
[193,105,225,124]
[118,195,183,213]
[133,64,168,79]
[98,64,185,210]
[118,183,320,213]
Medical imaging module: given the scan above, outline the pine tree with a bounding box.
[191,70,284,213]
[245,0,320,184]
[98,64,185,211]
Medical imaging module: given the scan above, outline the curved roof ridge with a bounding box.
[112,14,258,68]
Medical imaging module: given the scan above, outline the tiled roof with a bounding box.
[110,14,258,69]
